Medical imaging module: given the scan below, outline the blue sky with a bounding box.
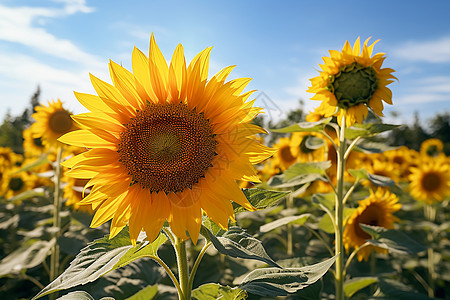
[1,0,449,127]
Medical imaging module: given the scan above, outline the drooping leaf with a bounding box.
[344,123,401,139]
[284,161,331,180]
[304,136,326,150]
[354,141,397,154]
[56,291,95,300]
[192,283,247,300]
[7,188,46,204]
[33,228,167,299]
[13,154,49,174]
[239,255,337,297]
[0,239,55,277]
[347,169,368,181]
[234,189,289,214]
[201,226,280,268]
[378,278,435,300]
[366,173,395,187]
[360,224,427,255]
[270,118,332,133]
[259,214,311,233]
[344,277,378,298]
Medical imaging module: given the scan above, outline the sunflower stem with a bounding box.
[174,237,191,300]
[425,204,436,298]
[335,115,346,300]
[50,146,63,300]
[188,240,212,293]
[286,194,294,256]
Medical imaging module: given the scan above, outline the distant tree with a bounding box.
[0,86,41,154]
[428,112,450,155]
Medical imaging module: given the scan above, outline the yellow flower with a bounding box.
[408,156,450,204]
[63,176,94,213]
[0,147,23,169]
[420,138,444,158]
[23,128,45,158]
[31,99,78,148]
[271,136,298,171]
[59,35,274,244]
[307,37,396,127]
[344,188,401,261]
[1,167,37,199]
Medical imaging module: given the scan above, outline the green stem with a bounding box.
[174,237,190,300]
[303,224,334,256]
[49,147,63,300]
[342,179,360,205]
[425,204,436,298]
[286,194,294,256]
[188,241,212,292]
[50,147,63,281]
[335,115,346,300]
[151,256,182,296]
[343,242,371,275]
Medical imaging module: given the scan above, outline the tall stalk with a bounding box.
[174,237,191,300]
[335,116,346,300]
[49,147,63,300]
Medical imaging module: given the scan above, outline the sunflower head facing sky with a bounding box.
[307,37,397,127]
[59,34,275,245]
[31,99,78,149]
[344,188,401,261]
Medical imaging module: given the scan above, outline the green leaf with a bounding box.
[378,278,436,300]
[344,123,401,139]
[284,161,331,180]
[234,189,289,214]
[56,291,95,300]
[7,188,46,203]
[344,277,378,298]
[192,283,247,300]
[13,154,49,174]
[354,141,398,154]
[270,118,332,133]
[259,214,311,233]
[33,227,167,299]
[311,193,335,211]
[125,285,158,300]
[366,173,395,187]
[267,173,325,189]
[0,239,55,276]
[201,226,280,268]
[318,213,335,234]
[304,136,325,150]
[360,224,427,255]
[347,169,369,181]
[239,255,337,297]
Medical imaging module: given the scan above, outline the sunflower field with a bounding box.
[0,36,449,300]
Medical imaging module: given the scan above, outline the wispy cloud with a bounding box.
[0,1,100,66]
[391,36,450,63]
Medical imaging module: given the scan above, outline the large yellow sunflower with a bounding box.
[307,38,396,127]
[408,156,450,204]
[31,99,78,148]
[344,188,401,261]
[59,35,275,244]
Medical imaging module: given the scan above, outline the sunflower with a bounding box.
[1,167,38,199]
[23,128,45,158]
[63,176,93,213]
[0,147,22,168]
[344,188,401,261]
[420,138,444,158]
[408,156,450,204]
[31,99,78,148]
[271,136,298,171]
[290,132,326,163]
[307,37,396,127]
[59,35,274,244]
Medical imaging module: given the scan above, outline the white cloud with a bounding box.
[0,2,100,66]
[391,36,450,63]
[284,72,321,114]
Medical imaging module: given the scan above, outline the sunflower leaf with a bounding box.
[360,224,427,255]
[192,283,247,300]
[268,173,325,189]
[344,123,401,139]
[234,189,289,214]
[239,255,337,297]
[284,161,331,180]
[56,291,95,300]
[201,226,280,268]
[343,277,378,298]
[259,214,311,233]
[0,239,55,277]
[270,118,332,133]
[33,227,167,299]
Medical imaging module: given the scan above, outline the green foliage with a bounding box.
[192,283,247,300]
